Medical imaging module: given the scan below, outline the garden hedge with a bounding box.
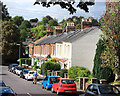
[60,69,68,78]
[68,66,91,82]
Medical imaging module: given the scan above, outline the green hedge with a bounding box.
[68,66,91,82]
[41,59,61,75]
[60,69,68,78]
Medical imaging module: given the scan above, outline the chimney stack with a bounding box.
[81,18,92,30]
[46,25,53,36]
[66,22,75,33]
[54,26,63,35]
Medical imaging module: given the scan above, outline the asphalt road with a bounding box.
[1,66,85,96]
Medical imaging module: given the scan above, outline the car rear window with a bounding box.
[29,72,34,74]
[99,85,119,94]
[61,80,74,84]
[12,65,18,67]
[24,70,29,73]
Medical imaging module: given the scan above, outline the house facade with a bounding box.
[28,20,102,71]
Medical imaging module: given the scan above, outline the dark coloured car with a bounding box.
[20,69,30,79]
[0,86,17,96]
[0,81,6,87]
[8,64,19,72]
[85,84,120,96]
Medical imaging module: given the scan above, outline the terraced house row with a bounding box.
[28,19,102,71]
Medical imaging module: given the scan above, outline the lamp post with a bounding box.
[16,44,20,59]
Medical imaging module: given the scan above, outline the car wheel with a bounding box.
[46,85,48,90]
[51,87,54,93]
[57,89,60,95]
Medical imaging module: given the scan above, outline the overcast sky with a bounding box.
[1,0,106,22]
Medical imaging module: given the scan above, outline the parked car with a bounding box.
[0,81,6,87]
[42,76,60,90]
[0,86,17,96]
[25,71,35,81]
[15,67,24,76]
[20,69,30,79]
[8,64,18,72]
[85,83,120,96]
[12,66,19,74]
[51,78,77,95]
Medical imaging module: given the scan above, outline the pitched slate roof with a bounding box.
[63,28,94,43]
[34,27,97,45]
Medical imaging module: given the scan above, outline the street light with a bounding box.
[16,44,20,59]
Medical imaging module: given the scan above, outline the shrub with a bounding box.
[34,62,37,70]
[68,66,91,82]
[47,54,51,58]
[100,66,115,83]
[42,59,61,75]
[60,69,68,78]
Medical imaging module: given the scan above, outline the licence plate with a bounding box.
[65,90,72,92]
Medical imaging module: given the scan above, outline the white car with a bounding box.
[25,71,40,81]
[15,67,24,76]
[25,71,35,81]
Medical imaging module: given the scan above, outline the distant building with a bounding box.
[81,18,92,30]
[66,22,75,33]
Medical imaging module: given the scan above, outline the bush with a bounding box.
[100,66,115,83]
[60,69,68,78]
[42,59,61,75]
[47,54,51,58]
[68,66,91,82]
[34,62,37,70]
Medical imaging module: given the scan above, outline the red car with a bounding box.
[51,78,77,95]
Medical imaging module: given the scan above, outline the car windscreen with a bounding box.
[50,77,60,84]
[99,85,119,94]
[61,80,74,84]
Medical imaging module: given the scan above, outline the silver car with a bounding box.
[85,84,120,96]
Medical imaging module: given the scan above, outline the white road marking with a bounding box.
[27,93,32,96]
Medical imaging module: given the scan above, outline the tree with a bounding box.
[34,0,95,14]
[30,18,38,22]
[99,1,120,78]
[20,29,29,41]
[12,16,24,26]
[41,17,49,25]
[19,20,31,29]
[93,39,106,80]
[48,19,58,26]
[0,1,11,21]
[31,25,46,39]
[75,24,81,29]
[2,21,20,63]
